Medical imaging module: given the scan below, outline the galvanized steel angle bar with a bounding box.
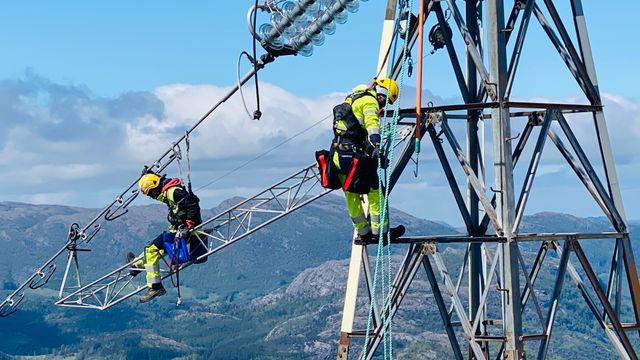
[266,188,288,210]
[439,117,502,234]
[572,241,637,359]
[618,237,640,332]
[228,211,253,241]
[550,241,632,359]
[448,243,470,316]
[531,4,596,103]
[537,240,571,360]
[431,251,487,359]
[443,0,497,102]
[427,123,474,231]
[361,246,428,360]
[59,250,82,300]
[106,272,137,306]
[361,246,382,329]
[504,0,536,99]
[384,245,424,313]
[432,1,471,103]
[477,0,524,101]
[57,262,137,307]
[496,240,551,358]
[568,0,629,235]
[89,287,105,307]
[422,252,464,360]
[555,113,625,231]
[289,172,324,209]
[546,128,612,222]
[520,241,549,310]
[479,119,535,233]
[220,211,248,242]
[470,244,503,336]
[515,244,545,332]
[604,239,623,323]
[541,0,599,103]
[513,109,554,231]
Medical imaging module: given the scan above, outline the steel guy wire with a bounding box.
[195,113,331,191]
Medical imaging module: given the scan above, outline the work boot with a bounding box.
[358,225,406,246]
[126,252,143,277]
[139,285,166,303]
[353,231,374,246]
[386,225,406,240]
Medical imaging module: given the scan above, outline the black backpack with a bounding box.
[332,91,376,146]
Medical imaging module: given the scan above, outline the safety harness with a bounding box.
[331,91,377,150]
[316,90,380,194]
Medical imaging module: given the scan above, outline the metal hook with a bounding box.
[0,293,25,317]
[67,223,81,241]
[104,190,139,221]
[505,132,521,142]
[171,143,182,160]
[80,224,101,244]
[28,264,56,290]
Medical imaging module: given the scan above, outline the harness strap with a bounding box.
[343,156,360,191]
[318,152,330,188]
[169,234,183,305]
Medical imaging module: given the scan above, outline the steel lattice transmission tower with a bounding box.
[336,0,640,359]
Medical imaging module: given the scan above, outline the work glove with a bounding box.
[185,220,195,230]
[366,134,381,157]
[184,220,195,237]
[368,134,381,148]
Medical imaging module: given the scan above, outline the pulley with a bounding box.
[428,23,452,51]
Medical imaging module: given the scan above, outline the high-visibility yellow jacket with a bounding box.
[347,85,380,140]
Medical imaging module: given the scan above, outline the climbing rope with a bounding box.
[362,0,415,358]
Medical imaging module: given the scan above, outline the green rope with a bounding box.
[362,0,415,358]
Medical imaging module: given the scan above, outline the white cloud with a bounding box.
[23,191,75,205]
[2,74,640,224]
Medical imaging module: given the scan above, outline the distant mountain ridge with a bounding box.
[0,198,638,359]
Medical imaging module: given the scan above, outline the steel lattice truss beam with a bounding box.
[337,0,640,359]
[54,125,416,310]
[0,60,275,317]
[341,108,640,360]
[54,163,329,309]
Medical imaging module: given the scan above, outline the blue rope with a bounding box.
[361,0,415,358]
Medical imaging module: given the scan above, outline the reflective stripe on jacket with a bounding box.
[349,85,380,138]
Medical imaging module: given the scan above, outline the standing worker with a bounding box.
[127,171,203,303]
[319,78,405,245]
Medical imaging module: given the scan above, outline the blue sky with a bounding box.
[0,1,639,226]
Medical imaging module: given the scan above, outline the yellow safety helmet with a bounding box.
[375,77,399,104]
[138,173,161,195]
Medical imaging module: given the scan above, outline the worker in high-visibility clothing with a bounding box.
[128,172,203,303]
[331,78,405,245]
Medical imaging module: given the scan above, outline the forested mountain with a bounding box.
[0,197,637,359]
